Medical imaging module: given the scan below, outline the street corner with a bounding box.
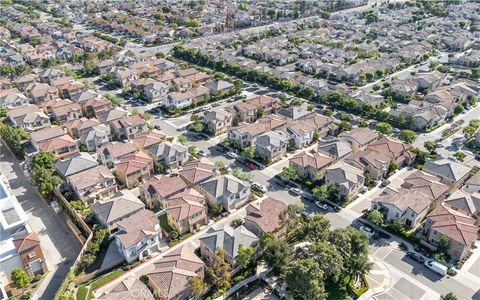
[360,257,392,300]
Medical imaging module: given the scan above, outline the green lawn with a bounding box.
[87,269,126,299]
[76,285,89,300]
[158,213,174,233]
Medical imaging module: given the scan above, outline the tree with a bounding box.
[236,245,254,270]
[389,219,405,233]
[230,218,243,228]
[329,227,372,275]
[453,151,466,162]
[453,104,464,115]
[0,106,7,117]
[322,108,333,116]
[398,130,417,143]
[424,141,437,153]
[441,292,458,300]
[31,152,63,199]
[339,121,352,132]
[177,134,187,144]
[375,122,393,135]
[299,214,331,243]
[241,147,254,160]
[209,203,223,217]
[308,241,344,282]
[388,161,398,175]
[280,166,298,182]
[285,259,326,300]
[261,234,291,274]
[190,276,207,296]
[437,236,451,255]
[82,59,97,76]
[256,108,265,118]
[0,123,29,158]
[312,185,329,201]
[11,268,29,290]
[211,249,231,291]
[367,210,384,227]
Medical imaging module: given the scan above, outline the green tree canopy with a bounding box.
[398,129,417,143]
[285,259,326,300]
[11,268,29,289]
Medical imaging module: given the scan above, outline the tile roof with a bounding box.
[114,151,152,176]
[91,190,145,225]
[339,127,379,145]
[98,142,137,159]
[199,224,258,259]
[402,170,449,201]
[68,165,115,191]
[245,197,287,234]
[375,187,432,214]
[423,159,471,183]
[141,175,188,199]
[115,210,160,249]
[290,151,334,170]
[426,203,477,247]
[178,158,217,185]
[444,190,480,217]
[133,130,166,149]
[30,125,65,143]
[97,276,154,300]
[55,152,99,177]
[12,232,40,253]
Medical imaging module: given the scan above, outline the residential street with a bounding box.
[0,142,82,300]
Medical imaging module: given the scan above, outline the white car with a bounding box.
[226,152,239,159]
[359,225,375,237]
[197,150,207,157]
[315,201,328,211]
[252,182,267,193]
[289,188,303,196]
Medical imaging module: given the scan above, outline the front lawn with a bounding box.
[158,213,174,233]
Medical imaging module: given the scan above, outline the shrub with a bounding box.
[348,273,369,298]
[233,275,244,284]
[447,268,457,276]
[76,286,89,300]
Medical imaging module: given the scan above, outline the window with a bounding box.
[28,252,36,258]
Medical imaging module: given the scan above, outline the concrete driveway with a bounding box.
[0,142,81,300]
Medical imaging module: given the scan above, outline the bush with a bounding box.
[348,273,369,298]
[233,275,244,284]
[447,268,457,276]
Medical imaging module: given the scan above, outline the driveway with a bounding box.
[0,142,81,300]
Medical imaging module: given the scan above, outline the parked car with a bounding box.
[301,194,315,202]
[380,180,390,187]
[289,188,303,196]
[245,162,257,170]
[406,252,425,264]
[154,125,161,130]
[333,206,342,212]
[216,144,229,152]
[226,152,238,159]
[252,182,267,193]
[359,225,375,237]
[197,150,207,157]
[424,260,448,276]
[202,104,212,111]
[315,201,329,211]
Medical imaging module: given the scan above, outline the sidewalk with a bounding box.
[359,257,392,300]
[214,264,270,300]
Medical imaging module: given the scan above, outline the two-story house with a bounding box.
[198,175,251,212]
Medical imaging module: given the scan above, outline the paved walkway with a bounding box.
[214,264,270,300]
[360,257,392,300]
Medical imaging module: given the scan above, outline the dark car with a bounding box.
[407,252,425,263]
[245,162,257,170]
[216,144,229,152]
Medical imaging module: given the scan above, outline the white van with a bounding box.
[424,260,448,276]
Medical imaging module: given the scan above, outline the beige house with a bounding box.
[244,197,288,239]
[289,151,334,181]
[339,127,380,152]
[166,189,207,235]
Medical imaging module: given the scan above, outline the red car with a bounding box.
[245,162,257,170]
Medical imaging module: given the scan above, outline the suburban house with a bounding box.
[165,189,207,235]
[110,115,148,141]
[67,159,117,201]
[325,161,365,199]
[97,142,138,168]
[80,124,112,152]
[29,126,79,160]
[0,88,29,108]
[422,158,471,188]
[64,117,100,139]
[205,80,234,97]
[244,197,288,239]
[283,121,317,149]
[139,175,188,208]
[231,95,278,123]
[443,190,480,218]
[228,122,267,148]
[366,137,416,166]
[372,188,432,229]
[203,109,233,136]
[178,158,217,186]
[146,245,204,300]
[91,190,145,230]
[164,91,193,109]
[131,78,168,102]
[255,131,288,162]
[421,203,478,261]
[401,170,450,202]
[11,232,48,280]
[51,102,83,124]
[257,114,287,131]
[83,98,113,119]
[339,127,380,152]
[7,104,50,132]
[54,152,99,179]
[317,137,353,160]
[114,210,162,263]
[198,175,251,211]
[114,151,154,189]
[289,151,334,181]
[132,130,165,150]
[344,149,391,181]
[24,82,58,103]
[199,224,259,265]
[145,141,189,170]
